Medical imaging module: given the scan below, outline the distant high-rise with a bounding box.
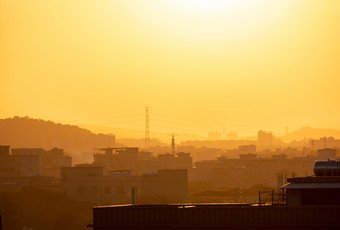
[226,131,239,140]
[257,130,273,146]
[172,133,176,154]
[208,131,222,141]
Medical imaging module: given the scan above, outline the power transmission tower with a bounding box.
[145,107,150,149]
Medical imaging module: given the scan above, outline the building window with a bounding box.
[78,186,86,195]
[117,186,126,196]
[104,186,111,194]
[91,186,98,195]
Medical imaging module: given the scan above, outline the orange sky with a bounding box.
[1,0,340,137]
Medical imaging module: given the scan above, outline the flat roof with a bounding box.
[281,183,340,189]
[93,203,252,209]
[287,176,340,183]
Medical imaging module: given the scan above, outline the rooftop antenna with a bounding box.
[145,107,150,149]
[132,188,135,207]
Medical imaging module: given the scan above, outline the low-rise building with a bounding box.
[93,147,192,176]
[39,147,72,178]
[0,146,39,182]
[61,166,187,205]
[11,147,72,178]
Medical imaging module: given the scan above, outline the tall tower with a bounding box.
[171,133,175,154]
[145,107,150,149]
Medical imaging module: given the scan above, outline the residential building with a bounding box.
[61,166,187,205]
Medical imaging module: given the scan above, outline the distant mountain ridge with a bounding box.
[283,126,340,141]
[2,117,340,153]
[0,117,115,163]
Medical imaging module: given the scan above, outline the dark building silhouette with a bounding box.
[91,204,340,229]
[282,160,340,206]
[91,160,340,229]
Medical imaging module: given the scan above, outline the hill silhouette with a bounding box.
[0,117,115,163]
[283,126,340,142]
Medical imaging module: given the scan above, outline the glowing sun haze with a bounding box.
[1,0,340,136]
[169,0,249,13]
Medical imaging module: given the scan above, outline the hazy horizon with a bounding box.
[3,116,340,144]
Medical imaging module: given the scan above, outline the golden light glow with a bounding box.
[1,0,340,136]
[120,0,295,43]
[169,0,249,15]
